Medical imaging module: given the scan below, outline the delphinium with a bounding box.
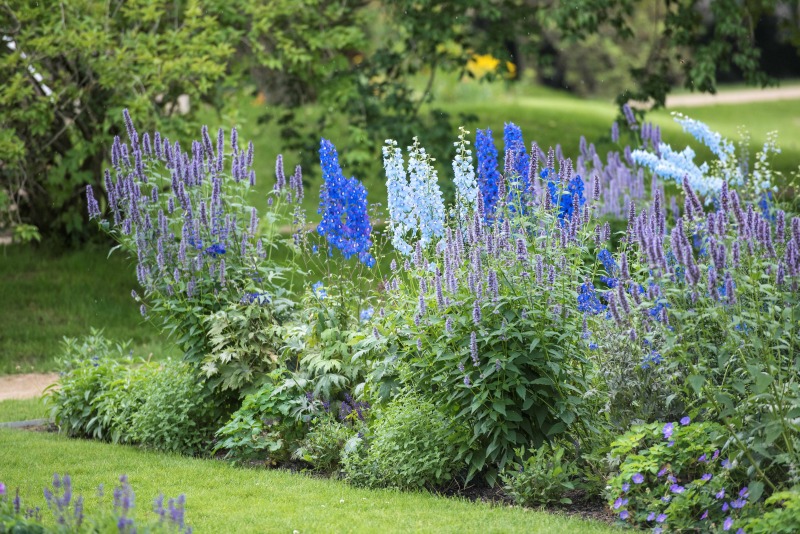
[608,419,754,533]
[475,128,502,217]
[373,130,609,484]
[599,175,800,492]
[382,137,446,255]
[87,110,298,377]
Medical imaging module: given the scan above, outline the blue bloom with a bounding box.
[619,510,629,520]
[503,122,531,205]
[632,473,644,484]
[597,249,618,275]
[547,175,586,222]
[360,307,374,322]
[317,139,374,266]
[475,128,502,216]
[663,422,674,440]
[656,513,667,523]
[577,281,605,315]
[680,416,691,426]
[312,281,326,299]
[204,243,226,257]
[701,473,712,482]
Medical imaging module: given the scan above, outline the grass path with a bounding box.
[0,429,619,533]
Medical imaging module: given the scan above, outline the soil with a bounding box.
[666,85,800,108]
[0,373,59,401]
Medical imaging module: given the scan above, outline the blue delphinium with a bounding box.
[503,122,530,194]
[577,281,605,315]
[317,139,375,266]
[475,128,501,216]
[452,127,479,221]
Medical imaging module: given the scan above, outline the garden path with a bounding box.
[0,373,58,400]
[666,84,800,107]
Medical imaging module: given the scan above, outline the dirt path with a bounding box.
[0,373,59,401]
[666,85,800,107]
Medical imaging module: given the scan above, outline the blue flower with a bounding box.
[577,281,605,315]
[701,473,712,482]
[632,473,644,484]
[312,281,326,299]
[476,128,502,216]
[680,416,691,426]
[204,243,226,257]
[317,139,374,266]
[360,307,374,322]
[663,422,674,440]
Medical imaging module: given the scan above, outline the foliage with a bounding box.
[91,111,298,392]
[0,473,191,533]
[292,413,357,473]
[608,419,755,532]
[46,330,135,440]
[744,489,800,534]
[342,394,470,491]
[501,442,580,507]
[214,370,322,464]
[0,0,235,242]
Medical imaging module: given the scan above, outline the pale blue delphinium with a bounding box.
[452,127,479,222]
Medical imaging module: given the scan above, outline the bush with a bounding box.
[501,442,579,507]
[342,394,470,491]
[292,414,357,473]
[607,419,756,532]
[1,473,191,533]
[744,489,800,534]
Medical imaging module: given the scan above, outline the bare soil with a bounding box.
[0,373,59,401]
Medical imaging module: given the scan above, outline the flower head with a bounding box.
[632,473,644,484]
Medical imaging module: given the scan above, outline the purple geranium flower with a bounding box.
[701,510,708,520]
[716,489,725,499]
[613,497,628,509]
[698,454,707,463]
[621,483,630,492]
[680,416,691,426]
[663,422,674,439]
[0,482,5,496]
[670,484,685,494]
[656,513,667,523]
[632,473,644,484]
[647,512,656,521]
[701,473,712,482]
[723,517,734,531]
[620,510,629,520]
[657,467,668,477]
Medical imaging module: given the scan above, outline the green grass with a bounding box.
[0,245,178,374]
[0,398,47,423]
[0,429,618,533]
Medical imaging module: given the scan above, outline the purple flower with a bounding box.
[701,510,708,520]
[0,482,5,496]
[721,459,730,469]
[716,489,726,499]
[680,416,691,426]
[738,487,749,499]
[613,497,628,509]
[701,473,712,482]
[632,473,644,484]
[657,467,668,478]
[470,331,479,366]
[723,517,733,531]
[647,512,656,521]
[656,513,667,523]
[722,502,729,512]
[730,498,747,509]
[621,483,630,492]
[662,422,674,440]
[698,454,707,463]
[619,510,629,520]
[670,484,685,494]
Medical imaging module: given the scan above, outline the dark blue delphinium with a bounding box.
[475,128,501,216]
[577,281,605,315]
[316,139,375,267]
[503,122,530,196]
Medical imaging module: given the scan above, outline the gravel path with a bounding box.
[0,373,59,401]
[666,85,800,107]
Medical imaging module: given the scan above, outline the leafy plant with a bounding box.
[608,419,755,532]
[744,489,800,534]
[501,442,579,507]
[292,413,356,473]
[342,394,470,491]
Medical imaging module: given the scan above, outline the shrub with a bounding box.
[0,473,191,533]
[608,419,756,532]
[47,330,134,440]
[214,370,322,464]
[501,442,579,507]
[292,414,357,473]
[342,394,470,491]
[744,489,800,534]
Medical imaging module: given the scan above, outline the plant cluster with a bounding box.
[0,473,191,533]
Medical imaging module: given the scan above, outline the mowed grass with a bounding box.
[0,398,47,423]
[0,245,178,374]
[0,429,619,533]
[2,82,799,373]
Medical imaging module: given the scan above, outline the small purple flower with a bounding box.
[463,375,471,386]
[701,473,712,482]
[663,422,674,440]
[730,498,746,509]
[698,453,708,463]
[680,416,691,426]
[632,473,644,484]
[712,449,720,460]
[670,484,685,494]
[647,512,656,521]
[738,487,749,499]
[723,517,733,531]
[716,489,726,499]
[613,497,628,509]
[0,482,5,496]
[657,467,668,478]
[701,510,708,520]
[722,502,729,512]
[721,459,730,469]
[656,513,667,523]
[668,440,675,447]
[621,483,630,492]
[619,510,629,520]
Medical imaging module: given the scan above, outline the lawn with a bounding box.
[2,82,799,373]
[0,428,618,533]
[0,398,47,423]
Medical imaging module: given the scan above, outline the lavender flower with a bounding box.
[470,331,479,366]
